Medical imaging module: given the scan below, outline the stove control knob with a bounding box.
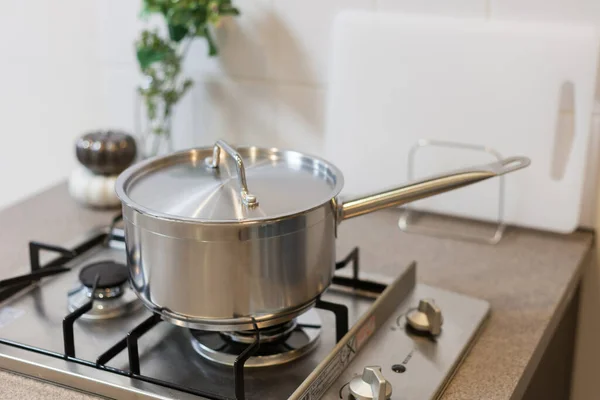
[348,366,392,400]
[406,298,443,336]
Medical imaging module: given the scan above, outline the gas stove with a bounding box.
[0,215,489,399]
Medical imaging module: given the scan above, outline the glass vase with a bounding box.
[141,117,173,159]
[135,91,175,159]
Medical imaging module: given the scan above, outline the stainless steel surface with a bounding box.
[406,299,443,336]
[67,284,142,320]
[76,131,137,176]
[348,366,392,400]
[0,227,490,399]
[326,284,489,400]
[190,310,321,367]
[205,140,259,207]
[339,156,529,221]
[115,139,528,330]
[123,203,335,331]
[398,140,507,244]
[290,263,417,400]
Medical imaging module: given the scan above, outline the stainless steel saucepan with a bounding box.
[115,139,529,331]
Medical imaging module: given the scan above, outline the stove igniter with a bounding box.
[406,298,443,336]
[85,285,123,300]
[348,366,392,400]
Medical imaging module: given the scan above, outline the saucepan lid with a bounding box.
[115,140,345,223]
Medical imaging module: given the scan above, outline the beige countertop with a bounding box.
[0,183,593,400]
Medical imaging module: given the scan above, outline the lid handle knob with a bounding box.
[205,140,258,207]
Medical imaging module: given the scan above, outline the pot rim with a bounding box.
[122,201,336,241]
[115,145,345,225]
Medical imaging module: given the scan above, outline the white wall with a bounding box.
[2,0,600,227]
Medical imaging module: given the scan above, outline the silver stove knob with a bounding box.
[406,298,443,336]
[348,366,392,400]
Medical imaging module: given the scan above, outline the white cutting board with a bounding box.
[325,12,599,233]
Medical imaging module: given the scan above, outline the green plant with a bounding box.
[136,0,240,140]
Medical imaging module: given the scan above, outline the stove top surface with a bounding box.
[0,226,489,400]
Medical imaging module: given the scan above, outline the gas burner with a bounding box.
[190,309,321,367]
[221,319,298,344]
[67,260,141,320]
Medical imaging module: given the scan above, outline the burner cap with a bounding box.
[79,261,128,289]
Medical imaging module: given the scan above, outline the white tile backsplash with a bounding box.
[49,0,97,62]
[170,85,197,151]
[93,0,143,65]
[377,0,488,17]
[273,85,327,156]
[0,3,51,60]
[192,79,276,147]
[0,0,103,209]
[0,60,100,209]
[99,68,141,133]
[270,0,375,85]
[490,0,600,22]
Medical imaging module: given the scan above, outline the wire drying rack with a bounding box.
[398,140,506,245]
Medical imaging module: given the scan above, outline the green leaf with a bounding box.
[168,23,188,42]
[167,7,194,26]
[180,79,194,98]
[141,0,167,16]
[218,4,240,16]
[189,8,209,31]
[136,46,168,70]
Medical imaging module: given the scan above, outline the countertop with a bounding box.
[0,183,594,400]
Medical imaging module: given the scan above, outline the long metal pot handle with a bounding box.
[338,156,530,221]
